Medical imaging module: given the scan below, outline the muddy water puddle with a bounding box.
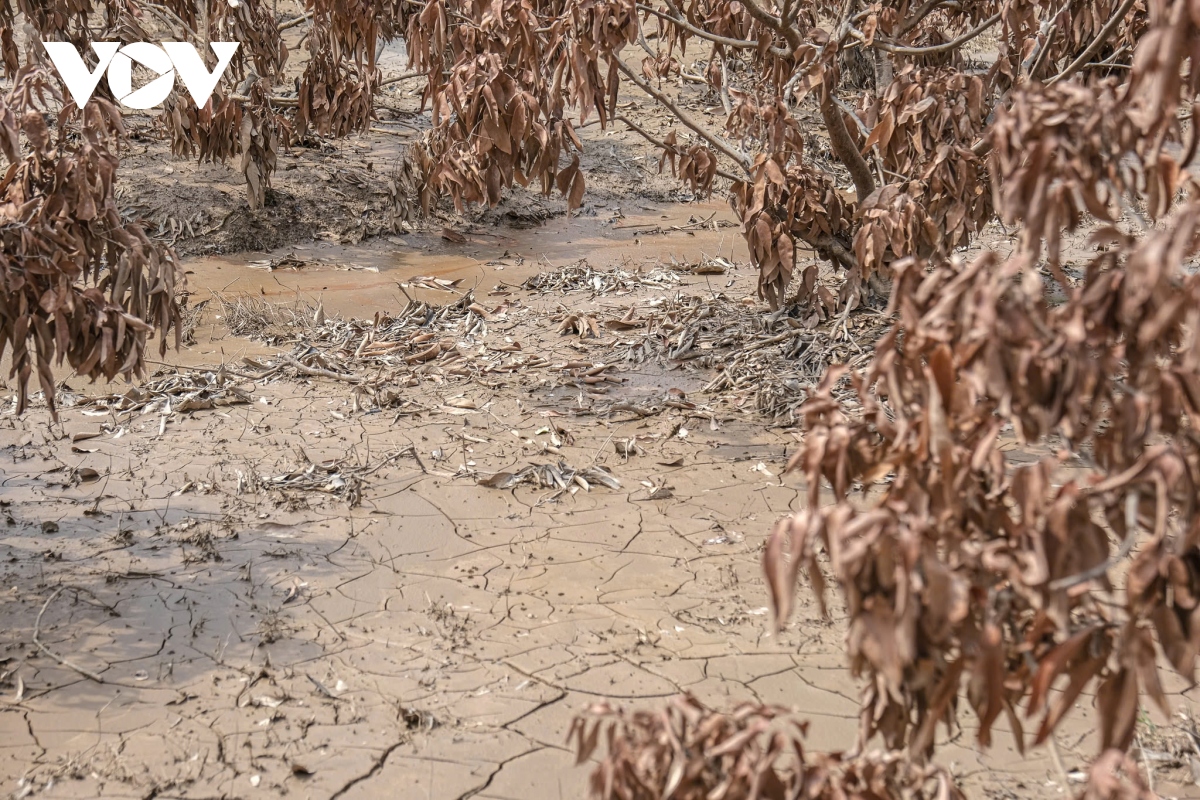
[183,200,750,318]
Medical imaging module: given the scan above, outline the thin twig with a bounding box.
[381,71,423,87]
[1047,733,1074,792]
[230,93,299,107]
[1136,733,1156,795]
[282,356,365,384]
[33,587,108,684]
[613,60,750,172]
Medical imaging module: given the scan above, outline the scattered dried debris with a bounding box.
[613,294,887,420]
[522,260,682,295]
[479,461,621,493]
[257,446,422,506]
[81,370,252,415]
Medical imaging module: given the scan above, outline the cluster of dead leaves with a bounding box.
[622,0,1158,308]
[770,221,1200,761]
[149,0,401,208]
[0,0,112,73]
[992,48,1199,267]
[296,23,381,138]
[164,84,289,210]
[991,81,1142,263]
[731,155,853,311]
[717,7,1200,800]
[659,131,717,196]
[210,0,289,82]
[854,66,992,278]
[0,68,181,416]
[407,0,638,214]
[994,0,1147,82]
[571,694,964,800]
[762,2,1200,788]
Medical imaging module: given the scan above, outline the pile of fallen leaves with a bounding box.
[612,292,886,420]
[214,289,571,410]
[479,461,621,495]
[81,370,251,415]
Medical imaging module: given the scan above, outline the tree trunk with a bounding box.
[820,91,876,202]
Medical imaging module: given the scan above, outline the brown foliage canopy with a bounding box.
[753,0,1200,795]
[570,695,964,800]
[397,0,1149,310]
[563,0,1200,797]
[0,69,180,415]
[0,0,411,405]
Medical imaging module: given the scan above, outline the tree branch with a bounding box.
[381,71,423,86]
[895,0,951,37]
[808,233,858,270]
[637,3,758,50]
[820,90,875,201]
[278,10,312,31]
[849,12,999,55]
[1046,0,1137,86]
[614,59,751,172]
[617,113,742,182]
[738,0,803,51]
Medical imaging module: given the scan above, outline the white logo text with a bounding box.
[42,41,240,110]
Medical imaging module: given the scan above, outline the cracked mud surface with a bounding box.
[0,229,1194,800]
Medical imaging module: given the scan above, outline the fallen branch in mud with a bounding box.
[281,355,364,384]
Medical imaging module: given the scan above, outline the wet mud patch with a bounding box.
[0,243,1173,800]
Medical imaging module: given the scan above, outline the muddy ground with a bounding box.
[3,16,1200,800]
[116,29,722,260]
[2,232,1198,800]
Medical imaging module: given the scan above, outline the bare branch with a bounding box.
[895,0,952,37]
[614,59,751,172]
[278,10,312,31]
[617,113,742,182]
[1047,0,1138,85]
[849,13,999,56]
[636,3,758,50]
[738,0,803,51]
[381,71,423,86]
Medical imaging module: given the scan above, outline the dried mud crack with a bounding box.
[0,251,1157,800]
